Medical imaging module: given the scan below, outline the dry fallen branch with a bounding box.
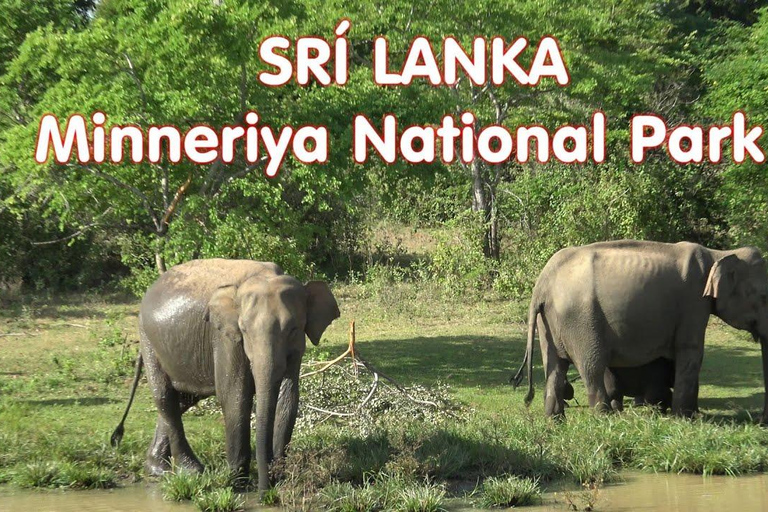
[298,320,456,421]
[191,321,465,426]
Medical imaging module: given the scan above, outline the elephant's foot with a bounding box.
[145,439,172,477]
[544,396,566,420]
[145,455,171,477]
[173,452,205,474]
[230,468,250,491]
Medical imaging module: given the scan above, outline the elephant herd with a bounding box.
[110,240,768,494]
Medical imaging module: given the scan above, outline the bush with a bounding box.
[429,211,492,294]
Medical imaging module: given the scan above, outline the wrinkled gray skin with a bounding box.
[111,259,340,494]
[517,240,768,421]
[548,359,673,411]
[604,358,675,412]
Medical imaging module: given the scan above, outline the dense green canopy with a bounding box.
[1,0,767,295]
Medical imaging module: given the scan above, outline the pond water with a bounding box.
[1,472,768,511]
[524,472,768,512]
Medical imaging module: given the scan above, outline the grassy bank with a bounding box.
[1,284,768,510]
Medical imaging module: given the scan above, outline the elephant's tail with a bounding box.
[510,348,527,388]
[110,353,144,448]
[523,298,540,406]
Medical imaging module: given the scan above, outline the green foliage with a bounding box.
[702,7,768,252]
[479,475,541,508]
[160,467,236,502]
[193,487,246,512]
[318,476,446,512]
[0,0,754,292]
[13,460,116,489]
[429,212,492,292]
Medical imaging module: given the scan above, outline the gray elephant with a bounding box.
[604,358,675,412]
[527,358,673,411]
[110,259,340,494]
[515,240,768,420]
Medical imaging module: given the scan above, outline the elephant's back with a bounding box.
[139,259,283,392]
[539,241,708,365]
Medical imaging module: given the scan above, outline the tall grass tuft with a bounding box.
[13,460,116,489]
[160,467,234,502]
[192,487,246,512]
[393,480,446,512]
[479,475,541,508]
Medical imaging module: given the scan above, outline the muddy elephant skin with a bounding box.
[111,259,340,494]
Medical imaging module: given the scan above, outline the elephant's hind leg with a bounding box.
[540,316,569,418]
[142,341,204,474]
[579,358,611,413]
[146,393,203,475]
[544,357,570,418]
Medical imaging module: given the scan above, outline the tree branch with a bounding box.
[162,172,193,226]
[78,165,161,231]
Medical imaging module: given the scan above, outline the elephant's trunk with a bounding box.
[760,337,768,425]
[254,364,279,495]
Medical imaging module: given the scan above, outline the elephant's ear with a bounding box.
[205,285,242,342]
[304,281,340,345]
[703,255,741,299]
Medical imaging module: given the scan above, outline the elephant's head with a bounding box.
[704,247,768,423]
[704,248,768,341]
[205,274,340,491]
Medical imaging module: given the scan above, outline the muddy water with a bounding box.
[524,472,768,512]
[0,484,267,512]
[2,472,768,511]
[0,484,195,511]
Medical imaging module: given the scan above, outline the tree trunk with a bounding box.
[154,235,167,274]
[488,202,500,261]
[471,160,500,260]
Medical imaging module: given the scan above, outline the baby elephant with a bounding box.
[556,358,674,411]
[605,358,675,412]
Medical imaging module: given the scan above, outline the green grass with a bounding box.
[1,285,768,508]
[192,487,246,512]
[318,475,446,512]
[160,466,236,501]
[478,475,541,508]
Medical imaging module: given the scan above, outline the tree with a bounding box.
[0,0,358,278]
[702,7,768,249]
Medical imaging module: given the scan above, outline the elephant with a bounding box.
[110,259,340,494]
[604,358,675,412]
[512,240,768,421]
[521,358,673,411]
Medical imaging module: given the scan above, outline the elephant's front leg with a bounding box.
[672,347,704,417]
[273,351,302,459]
[760,339,768,425]
[214,341,256,482]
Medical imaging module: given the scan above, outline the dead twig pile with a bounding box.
[296,320,465,432]
[191,321,467,431]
